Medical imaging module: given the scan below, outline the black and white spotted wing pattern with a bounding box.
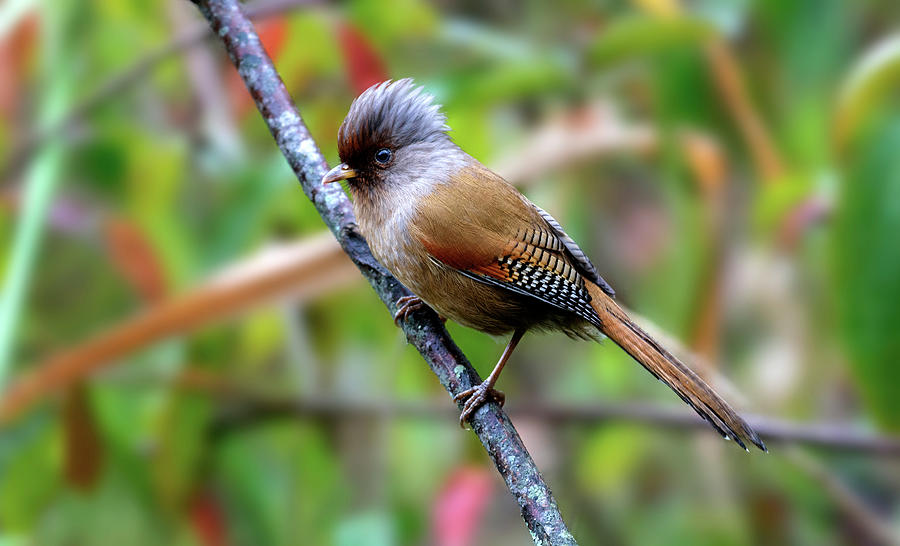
[458,225,605,329]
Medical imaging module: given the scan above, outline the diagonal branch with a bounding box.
[186,0,576,543]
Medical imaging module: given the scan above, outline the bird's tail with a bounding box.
[585,282,766,452]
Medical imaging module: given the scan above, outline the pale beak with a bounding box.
[322,163,358,185]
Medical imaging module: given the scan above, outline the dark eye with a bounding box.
[374,148,392,165]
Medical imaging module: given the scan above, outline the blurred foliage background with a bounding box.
[1,0,900,544]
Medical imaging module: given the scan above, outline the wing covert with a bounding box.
[409,163,609,326]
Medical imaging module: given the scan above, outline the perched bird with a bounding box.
[323,79,766,452]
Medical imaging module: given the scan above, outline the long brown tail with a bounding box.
[586,283,766,452]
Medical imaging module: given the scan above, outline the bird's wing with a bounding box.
[410,163,766,451]
[410,164,603,327]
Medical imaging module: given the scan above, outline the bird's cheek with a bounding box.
[346,175,375,195]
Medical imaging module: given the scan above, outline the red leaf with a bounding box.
[190,487,228,546]
[337,21,388,94]
[432,466,494,546]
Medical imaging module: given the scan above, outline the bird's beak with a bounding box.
[322,163,358,185]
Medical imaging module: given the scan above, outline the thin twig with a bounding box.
[1,0,318,184]
[205,397,900,458]
[786,448,900,545]
[186,1,576,543]
[704,40,785,182]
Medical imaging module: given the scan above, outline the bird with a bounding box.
[322,79,766,452]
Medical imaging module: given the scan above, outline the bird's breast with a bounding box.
[353,197,547,336]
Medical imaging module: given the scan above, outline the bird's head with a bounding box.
[322,79,457,195]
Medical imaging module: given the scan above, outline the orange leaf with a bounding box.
[337,21,388,94]
[104,217,168,304]
[257,18,288,59]
[0,14,37,118]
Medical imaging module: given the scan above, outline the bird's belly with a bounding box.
[359,208,558,335]
[371,241,536,335]
[404,264,531,334]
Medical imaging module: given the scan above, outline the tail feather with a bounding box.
[586,283,766,452]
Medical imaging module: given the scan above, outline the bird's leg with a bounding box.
[393,295,425,325]
[454,327,526,427]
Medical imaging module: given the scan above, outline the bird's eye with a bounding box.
[374,148,392,165]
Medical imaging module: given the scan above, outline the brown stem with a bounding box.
[705,40,785,182]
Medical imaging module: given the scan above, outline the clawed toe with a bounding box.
[393,295,424,326]
[452,387,476,405]
[454,383,506,427]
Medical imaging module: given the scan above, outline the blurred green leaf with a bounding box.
[0,412,58,531]
[201,155,290,269]
[590,15,716,67]
[691,0,750,36]
[124,131,193,286]
[334,510,396,546]
[278,12,343,86]
[833,112,900,430]
[836,34,900,148]
[441,19,546,63]
[753,0,850,169]
[752,172,813,238]
[347,0,437,47]
[450,61,569,106]
[35,470,170,546]
[152,393,212,511]
[0,1,72,386]
[216,424,346,546]
[576,426,646,493]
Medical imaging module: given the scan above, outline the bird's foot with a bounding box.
[453,382,505,427]
[393,295,425,326]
